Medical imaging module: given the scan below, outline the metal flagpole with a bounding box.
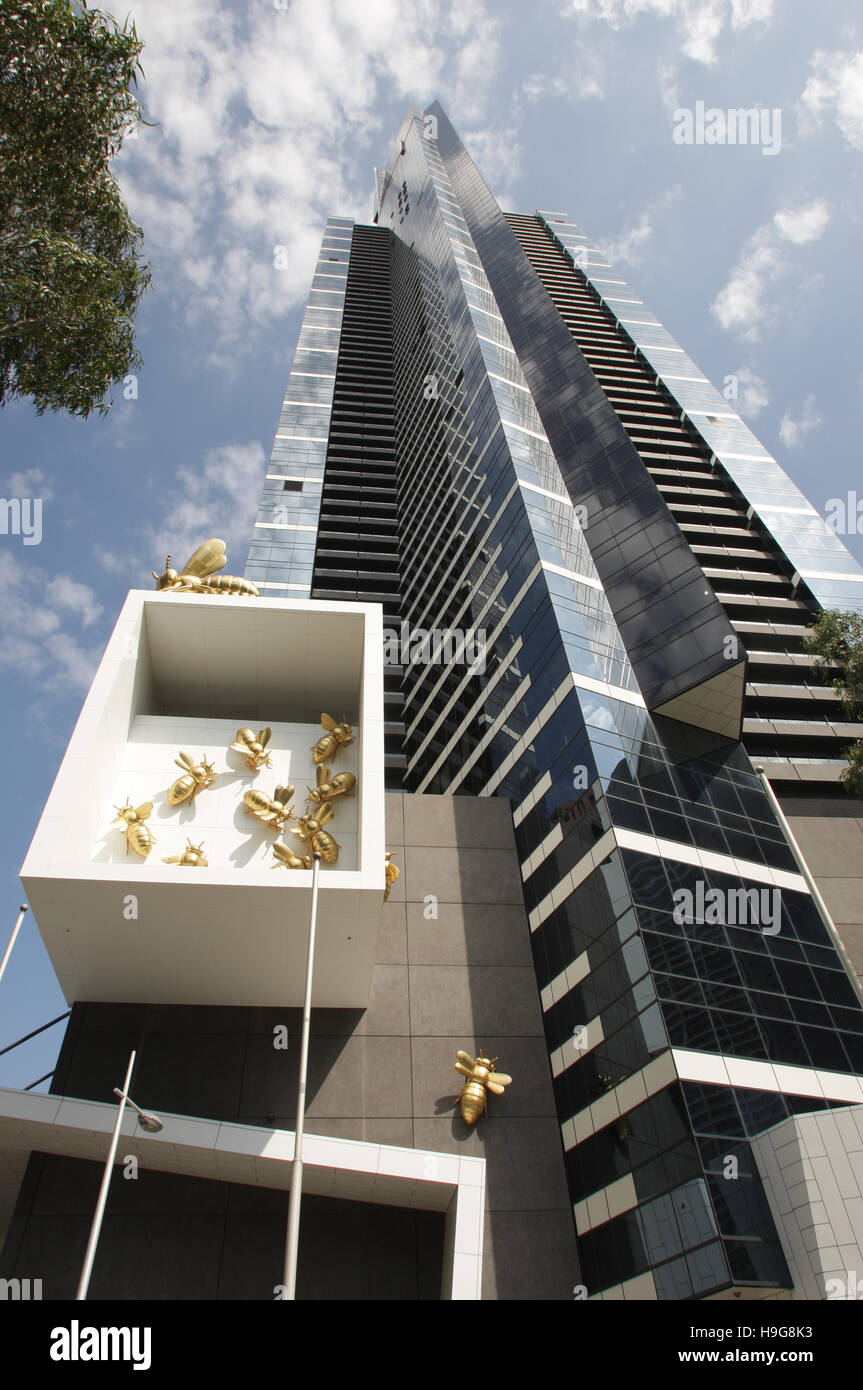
[0,905,28,989]
[282,851,321,1300]
[76,1049,136,1301]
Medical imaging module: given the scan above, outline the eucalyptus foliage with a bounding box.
[0,0,151,417]
[805,609,863,798]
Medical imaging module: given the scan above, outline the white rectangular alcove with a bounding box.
[20,590,386,1007]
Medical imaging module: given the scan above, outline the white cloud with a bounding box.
[147,441,266,580]
[711,199,831,341]
[779,394,821,449]
[3,468,54,502]
[598,210,654,266]
[96,549,128,578]
[523,50,605,103]
[711,230,779,339]
[595,187,681,267]
[730,365,770,417]
[772,200,831,244]
[799,49,863,150]
[104,395,145,449]
[104,0,504,356]
[658,63,680,114]
[523,74,566,101]
[729,0,773,27]
[0,554,104,693]
[448,0,503,121]
[44,576,104,628]
[95,439,266,585]
[560,0,773,66]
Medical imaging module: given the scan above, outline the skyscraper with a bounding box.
[4,102,863,1305]
[243,102,863,1299]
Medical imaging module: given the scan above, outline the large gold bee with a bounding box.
[272,840,311,871]
[291,802,340,864]
[153,539,259,598]
[112,800,155,858]
[454,1050,512,1126]
[384,851,399,901]
[168,752,218,806]
[162,839,208,867]
[243,784,295,830]
[306,765,356,805]
[312,713,354,765]
[230,727,272,770]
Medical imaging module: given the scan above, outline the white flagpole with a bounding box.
[282,851,321,1300]
[0,905,28,988]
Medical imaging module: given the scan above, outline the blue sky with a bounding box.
[2,0,862,1090]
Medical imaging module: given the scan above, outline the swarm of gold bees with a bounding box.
[111,715,359,873]
[271,715,356,872]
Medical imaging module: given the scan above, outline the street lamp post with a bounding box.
[282,851,321,1301]
[76,1051,163,1300]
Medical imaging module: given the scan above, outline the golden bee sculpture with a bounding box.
[291,802,340,864]
[168,751,218,806]
[153,539,259,598]
[312,713,354,765]
[163,839,208,867]
[243,784,295,831]
[272,840,311,871]
[230,727,273,771]
[307,765,355,805]
[112,800,155,858]
[454,1050,512,1126]
[384,851,399,901]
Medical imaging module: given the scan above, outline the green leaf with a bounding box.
[0,0,151,418]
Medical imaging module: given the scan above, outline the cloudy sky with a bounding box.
[2,0,862,1087]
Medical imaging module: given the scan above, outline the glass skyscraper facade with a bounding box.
[243,103,863,1299]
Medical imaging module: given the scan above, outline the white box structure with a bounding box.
[21,590,386,1007]
[0,1087,485,1300]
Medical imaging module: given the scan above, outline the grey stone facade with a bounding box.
[780,795,863,993]
[384,792,578,1299]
